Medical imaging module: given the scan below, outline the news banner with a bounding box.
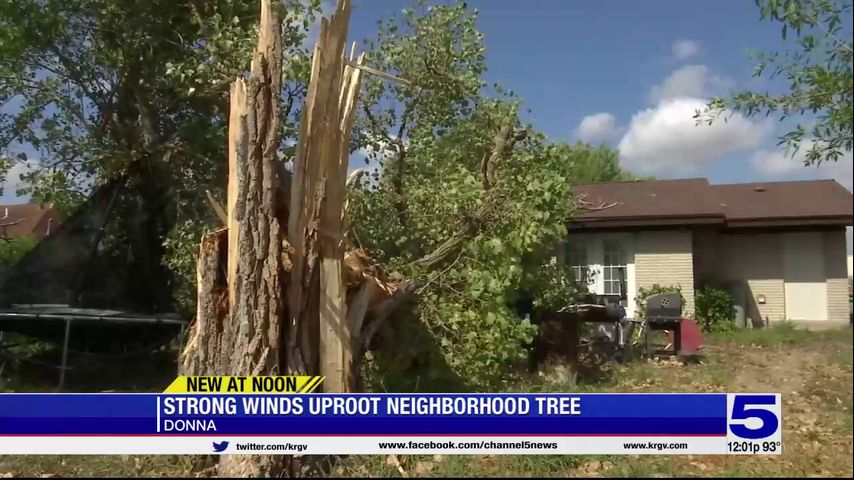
[0,376,782,455]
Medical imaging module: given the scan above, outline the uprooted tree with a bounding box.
[176,0,611,474]
[182,0,636,398]
[179,0,381,475]
[2,0,635,403]
[174,0,530,474]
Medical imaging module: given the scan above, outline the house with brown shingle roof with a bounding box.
[0,203,58,240]
[563,178,853,328]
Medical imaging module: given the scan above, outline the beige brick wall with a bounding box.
[718,233,786,325]
[588,227,847,326]
[635,230,695,316]
[824,229,850,324]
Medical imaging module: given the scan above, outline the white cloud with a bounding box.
[648,65,732,104]
[672,40,700,60]
[618,97,769,175]
[349,134,403,182]
[621,64,753,174]
[750,149,805,177]
[574,112,618,143]
[751,140,854,190]
[831,160,854,190]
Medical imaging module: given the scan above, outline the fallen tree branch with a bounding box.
[408,119,527,271]
[359,119,530,341]
[360,280,418,350]
[481,125,528,190]
[574,193,619,211]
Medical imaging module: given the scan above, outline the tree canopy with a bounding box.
[697,0,853,165]
[347,2,634,388]
[0,0,321,307]
[1,0,636,388]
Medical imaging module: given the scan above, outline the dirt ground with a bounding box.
[0,325,851,478]
[581,326,854,478]
[336,325,854,478]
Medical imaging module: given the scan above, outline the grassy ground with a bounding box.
[336,323,854,478]
[0,324,851,477]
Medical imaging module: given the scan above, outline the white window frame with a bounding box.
[564,233,637,317]
[602,240,627,296]
[566,242,591,288]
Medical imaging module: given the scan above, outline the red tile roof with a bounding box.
[570,178,853,229]
[0,203,58,239]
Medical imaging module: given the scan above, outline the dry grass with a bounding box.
[0,325,851,478]
[334,325,854,478]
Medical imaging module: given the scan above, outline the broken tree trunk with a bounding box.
[180,230,228,376]
[319,46,365,392]
[286,0,366,392]
[181,1,284,376]
[183,0,396,472]
[180,0,287,476]
[225,34,285,378]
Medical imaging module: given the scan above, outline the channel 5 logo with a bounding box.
[727,394,781,440]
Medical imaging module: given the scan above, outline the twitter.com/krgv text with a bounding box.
[211,441,308,453]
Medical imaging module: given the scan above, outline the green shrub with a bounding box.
[695,286,735,333]
[0,236,37,268]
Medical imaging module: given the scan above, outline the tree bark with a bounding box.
[180,230,228,377]
[182,0,380,474]
[180,0,287,476]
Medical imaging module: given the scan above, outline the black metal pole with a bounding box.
[58,318,71,391]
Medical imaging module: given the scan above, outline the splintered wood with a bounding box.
[178,0,400,476]
[287,0,367,392]
[182,0,283,382]
[182,0,287,475]
[184,0,395,406]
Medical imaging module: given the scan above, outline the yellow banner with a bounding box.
[163,376,324,394]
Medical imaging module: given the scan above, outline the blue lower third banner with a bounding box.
[0,393,782,455]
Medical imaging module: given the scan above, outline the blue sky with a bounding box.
[345,0,850,187]
[346,0,853,250]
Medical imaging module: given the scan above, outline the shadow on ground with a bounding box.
[0,336,178,393]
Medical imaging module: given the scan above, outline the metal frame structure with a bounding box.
[0,305,185,390]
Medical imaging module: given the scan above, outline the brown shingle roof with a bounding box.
[711,180,853,227]
[570,178,853,229]
[0,203,58,239]
[573,178,719,221]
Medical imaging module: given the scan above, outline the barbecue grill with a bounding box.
[642,292,683,356]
